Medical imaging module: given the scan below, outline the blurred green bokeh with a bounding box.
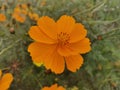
[0,0,120,90]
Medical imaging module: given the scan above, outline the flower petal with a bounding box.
[58,38,91,56]
[0,73,13,90]
[58,86,66,90]
[70,38,91,54]
[41,87,49,90]
[70,23,87,43]
[0,14,6,22]
[42,84,57,90]
[44,51,65,74]
[0,70,2,77]
[57,15,75,33]
[42,87,50,90]
[28,42,44,64]
[28,42,65,74]
[37,16,57,39]
[50,84,57,89]
[28,26,55,44]
[28,42,57,64]
[57,45,77,56]
[65,55,83,72]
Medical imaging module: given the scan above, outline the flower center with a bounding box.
[57,32,70,46]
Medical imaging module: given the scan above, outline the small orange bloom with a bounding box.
[12,4,28,23]
[21,4,28,10]
[28,15,91,74]
[0,70,13,90]
[0,14,6,22]
[40,0,46,6]
[1,5,6,10]
[42,84,65,90]
[28,12,39,21]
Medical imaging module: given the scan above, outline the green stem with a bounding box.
[0,39,21,56]
[1,67,10,71]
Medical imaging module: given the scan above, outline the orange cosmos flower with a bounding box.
[0,70,13,90]
[42,84,65,90]
[0,13,6,22]
[28,15,91,74]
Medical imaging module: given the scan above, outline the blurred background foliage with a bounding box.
[0,0,120,90]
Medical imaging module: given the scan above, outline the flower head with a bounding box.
[28,12,39,21]
[28,15,91,74]
[42,84,65,90]
[0,70,13,90]
[0,14,6,22]
[12,4,28,23]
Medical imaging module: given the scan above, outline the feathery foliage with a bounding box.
[0,0,120,90]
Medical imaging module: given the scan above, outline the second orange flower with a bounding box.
[28,15,91,74]
[0,70,13,90]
